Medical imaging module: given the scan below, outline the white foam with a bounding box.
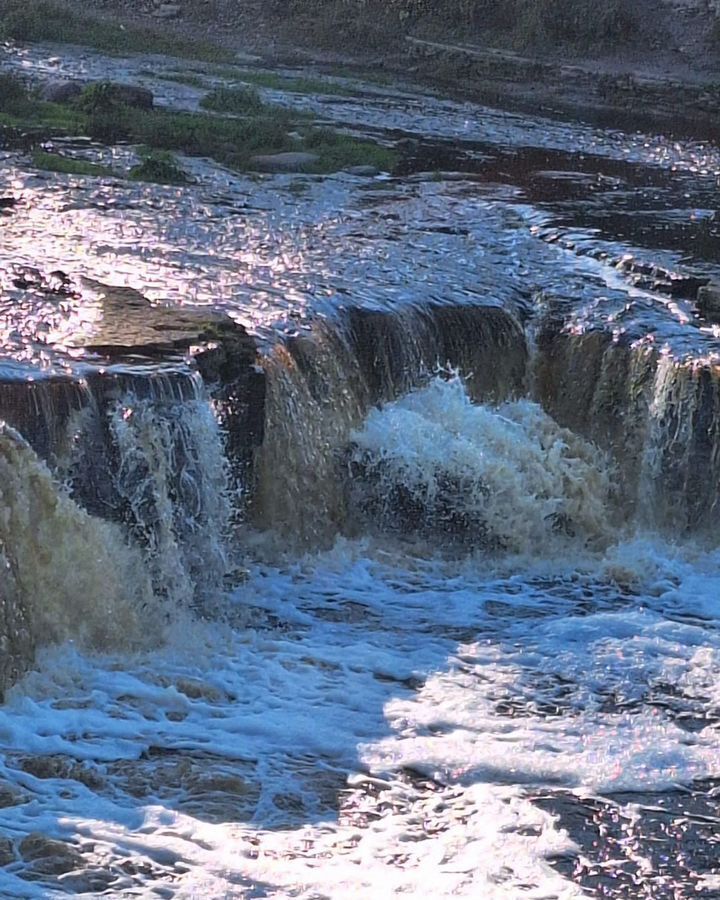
[1,382,720,896]
[350,376,613,552]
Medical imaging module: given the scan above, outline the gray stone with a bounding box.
[0,783,25,808]
[19,833,83,873]
[249,152,320,173]
[697,283,720,321]
[344,165,380,177]
[0,838,14,867]
[39,79,83,104]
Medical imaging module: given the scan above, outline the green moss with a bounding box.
[0,0,234,61]
[200,85,266,114]
[30,149,114,176]
[129,149,190,185]
[302,127,397,173]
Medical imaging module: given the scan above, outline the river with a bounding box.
[0,39,720,898]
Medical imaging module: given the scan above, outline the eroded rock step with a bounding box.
[0,267,531,692]
[535,311,720,532]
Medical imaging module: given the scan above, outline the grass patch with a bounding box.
[0,73,82,132]
[328,66,395,87]
[30,149,114,176]
[0,0,234,61]
[303,127,396,172]
[200,85,266,114]
[1,73,396,175]
[129,149,190,185]
[126,108,292,164]
[0,72,32,115]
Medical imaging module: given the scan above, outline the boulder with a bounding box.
[249,151,320,173]
[101,83,154,110]
[40,79,83,104]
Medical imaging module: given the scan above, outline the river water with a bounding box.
[1,41,720,899]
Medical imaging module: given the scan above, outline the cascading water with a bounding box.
[254,304,528,548]
[0,369,234,699]
[0,423,155,676]
[535,317,720,533]
[2,302,720,898]
[108,384,232,607]
[347,375,613,553]
[2,50,720,894]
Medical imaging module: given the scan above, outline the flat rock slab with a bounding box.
[250,152,320,172]
[344,165,380,176]
[0,269,256,370]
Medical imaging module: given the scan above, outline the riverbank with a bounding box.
[20,0,717,140]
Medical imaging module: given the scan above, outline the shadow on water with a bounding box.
[398,138,720,266]
[1,555,716,896]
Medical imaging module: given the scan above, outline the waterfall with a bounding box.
[534,315,720,533]
[0,423,156,690]
[253,303,528,547]
[4,289,720,696]
[108,380,232,607]
[0,369,234,695]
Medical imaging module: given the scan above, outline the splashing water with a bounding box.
[0,373,720,897]
[0,374,234,696]
[348,376,614,553]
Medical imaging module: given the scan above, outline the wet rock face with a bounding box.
[0,271,262,480]
[533,313,720,532]
[347,304,528,405]
[39,79,83,104]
